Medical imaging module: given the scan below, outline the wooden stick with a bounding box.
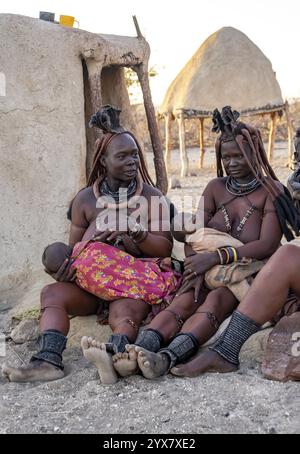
[135,64,168,194]
[178,114,189,177]
[285,101,294,168]
[132,16,143,38]
[165,113,172,175]
[199,117,205,169]
[85,61,103,178]
[268,112,278,161]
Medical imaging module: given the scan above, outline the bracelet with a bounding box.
[220,247,230,265]
[132,229,148,244]
[128,225,148,244]
[229,246,239,262]
[217,246,240,265]
[216,248,225,265]
[227,247,234,263]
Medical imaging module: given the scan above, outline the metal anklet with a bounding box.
[195,311,220,330]
[165,309,184,329]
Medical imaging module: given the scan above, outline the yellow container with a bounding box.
[59,15,79,28]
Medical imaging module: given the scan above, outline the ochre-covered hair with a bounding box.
[212,106,300,241]
[87,105,155,187]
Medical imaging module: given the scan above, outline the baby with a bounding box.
[172,213,265,301]
[42,242,73,275]
[42,239,181,306]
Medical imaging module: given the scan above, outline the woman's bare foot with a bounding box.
[135,346,170,379]
[2,360,64,383]
[112,345,139,377]
[81,336,118,385]
[170,350,238,377]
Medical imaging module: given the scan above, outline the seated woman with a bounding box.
[170,243,300,378]
[2,105,195,384]
[117,106,300,380]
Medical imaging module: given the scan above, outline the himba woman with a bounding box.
[117,106,300,380]
[2,105,196,384]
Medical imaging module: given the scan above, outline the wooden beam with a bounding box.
[285,101,294,168]
[85,61,103,115]
[268,112,278,161]
[178,114,189,177]
[85,63,103,159]
[164,113,172,175]
[135,64,168,194]
[199,117,205,169]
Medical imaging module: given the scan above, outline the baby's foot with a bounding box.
[112,344,139,377]
[81,336,118,384]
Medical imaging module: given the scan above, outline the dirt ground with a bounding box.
[0,143,299,434]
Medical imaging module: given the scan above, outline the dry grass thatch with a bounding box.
[160,27,284,116]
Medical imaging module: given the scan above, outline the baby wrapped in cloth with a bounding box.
[186,227,266,301]
[43,239,181,305]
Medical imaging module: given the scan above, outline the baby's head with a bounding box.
[42,242,73,274]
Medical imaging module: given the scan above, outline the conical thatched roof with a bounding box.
[160,27,284,116]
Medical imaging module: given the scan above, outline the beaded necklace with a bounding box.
[226,176,261,196]
[100,178,137,203]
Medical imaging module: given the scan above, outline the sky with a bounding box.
[1,0,300,105]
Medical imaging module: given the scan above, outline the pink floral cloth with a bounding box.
[70,241,181,305]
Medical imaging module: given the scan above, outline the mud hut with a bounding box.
[159,27,293,176]
[0,14,166,296]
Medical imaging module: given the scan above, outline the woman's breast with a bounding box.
[81,219,97,242]
[207,210,263,243]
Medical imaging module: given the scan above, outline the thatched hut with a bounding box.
[159,27,293,176]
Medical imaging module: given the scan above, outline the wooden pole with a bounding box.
[164,113,172,175]
[85,61,103,115]
[135,64,168,194]
[178,113,189,177]
[268,112,278,161]
[285,101,294,168]
[199,117,205,169]
[86,62,102,156]
[132,15,143,38]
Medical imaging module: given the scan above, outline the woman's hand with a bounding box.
[176,274,204,302]
[176,251,220,302]
[93,228,141,255]
[45,258,77,283]
[120,234,142,256]
[92,229,113,242]
[105,230,127,243]
[183,252,220,281]
[92,229,127,244]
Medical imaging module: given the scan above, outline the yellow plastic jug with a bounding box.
[59,15,79,28]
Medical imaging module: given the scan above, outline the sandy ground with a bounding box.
[0,143,299,435]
